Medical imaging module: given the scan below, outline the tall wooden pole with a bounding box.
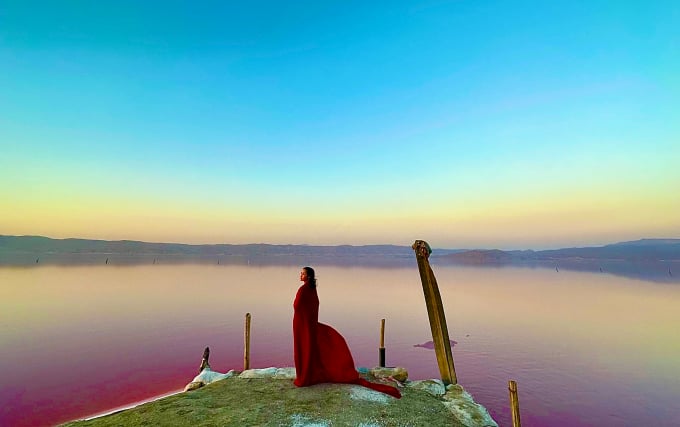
[508,380,522,427]
[412,240,457,385]
[244,313,251,371]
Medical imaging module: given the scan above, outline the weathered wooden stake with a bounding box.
[412,240,457,385]
[508,380,522,427]
[244,312,251,371]
[379,318,386,367]
[199,346,210,373]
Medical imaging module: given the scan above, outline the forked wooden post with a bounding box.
[244,313,251,371]
[412,240,457,385]
[379,318,386,367]
[508,380,522,427]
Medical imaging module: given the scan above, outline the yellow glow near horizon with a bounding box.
[2,180,678,248]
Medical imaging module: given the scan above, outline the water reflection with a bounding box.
[2,252,679,284]
[1,264,679,426]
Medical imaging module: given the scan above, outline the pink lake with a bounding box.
[1,263,679,426]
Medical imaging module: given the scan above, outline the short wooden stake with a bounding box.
[508,380,521,427]
[244,313,251,371]
[379,318,386,367]
[199,346,210,373]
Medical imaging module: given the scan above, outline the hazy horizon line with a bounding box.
[3,233,678,252]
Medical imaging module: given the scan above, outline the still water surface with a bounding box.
[1,264,679,426]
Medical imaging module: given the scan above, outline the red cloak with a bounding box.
[293,282,401,398]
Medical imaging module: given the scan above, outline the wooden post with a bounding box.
[244,313,251,371]
[199,346,210,373]
[412,240,457,385]
[508,380,521,427]
[379,318,386,367]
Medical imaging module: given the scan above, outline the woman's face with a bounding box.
[300,269,308,283]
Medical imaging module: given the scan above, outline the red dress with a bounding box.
[293,282,401,398]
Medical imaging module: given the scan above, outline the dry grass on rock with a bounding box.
[62,376,469,427]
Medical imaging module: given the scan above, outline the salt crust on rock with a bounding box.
[183,368,237,392]
[238,367,278,378]
[442,384,499,427]
[349,386,391,404]
[406,379,446,396]
[289,414,330,427]
[273,367,297,379]
[239,367,296,379]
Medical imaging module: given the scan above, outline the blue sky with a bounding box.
[1,1,678,248]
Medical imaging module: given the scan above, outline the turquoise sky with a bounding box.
[1,1,679,249]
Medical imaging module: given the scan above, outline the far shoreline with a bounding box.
[1,252,678,283]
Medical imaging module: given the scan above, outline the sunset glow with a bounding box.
[2,2,678,248]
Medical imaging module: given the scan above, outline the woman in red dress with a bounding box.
[293,266,401,398]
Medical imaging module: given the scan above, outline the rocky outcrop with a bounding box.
[173,365,497,427]
[369,366,408,383]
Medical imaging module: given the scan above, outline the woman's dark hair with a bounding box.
[303,266,317,288]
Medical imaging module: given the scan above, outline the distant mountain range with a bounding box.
[2,235,677,282]
[1,235,678,261]
[443,239,680,263]
[0,234,460,260]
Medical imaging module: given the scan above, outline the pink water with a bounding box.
[1,264,679,426]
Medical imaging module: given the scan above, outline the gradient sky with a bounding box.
[1,1,679,249]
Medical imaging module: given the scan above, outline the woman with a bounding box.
[293,266,401,398]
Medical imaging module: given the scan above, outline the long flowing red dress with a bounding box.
[293,282,401,398]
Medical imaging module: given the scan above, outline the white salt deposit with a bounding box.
[193,368,236,384]
[274,367,297,379]
[289,413,330,426]
[239,367,278,378]
[406,379,446,396]
[349,386,390,404]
